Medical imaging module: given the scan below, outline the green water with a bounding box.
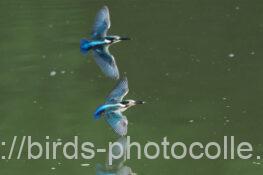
[1,0,263,174]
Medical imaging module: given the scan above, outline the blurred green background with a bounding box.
[0,0,263,174]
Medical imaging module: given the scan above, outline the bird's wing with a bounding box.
[105,111,128,136]
[106,77,129,104]
[91,6,111,39]
[93,46,119,79]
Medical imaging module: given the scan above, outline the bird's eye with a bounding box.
[121,101,129,105]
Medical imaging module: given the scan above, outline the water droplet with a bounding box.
[50,71,56,77]
[228,53,235,58]
[81,163,90,167]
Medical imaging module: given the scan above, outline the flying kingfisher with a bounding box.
[80,6,130,80]
[94,77,145,136]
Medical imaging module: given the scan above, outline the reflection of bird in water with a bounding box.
[94,77,145,136]
[80,6,130,79]
[96,165,135,175]
[96,137,136,175]
[106,137,127,169]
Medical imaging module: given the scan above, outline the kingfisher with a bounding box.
[80,6,130,80]
[94,77,145,136]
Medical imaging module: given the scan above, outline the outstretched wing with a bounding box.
[93,46,119,79]
[105,111,128,136]
[106,77,129,104]
[91,6,111,39]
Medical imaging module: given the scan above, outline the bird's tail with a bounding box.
[80,39,92,54]
[93,105,106,120]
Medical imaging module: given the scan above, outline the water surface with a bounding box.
[0,0,263,174]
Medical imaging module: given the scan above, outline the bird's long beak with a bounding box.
[135,100,145,105]
[120,37,131,41]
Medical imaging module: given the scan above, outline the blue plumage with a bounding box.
[80,6,130,79]
[94,104,120,120]
[80,39,92,54]
[94,105,106,120]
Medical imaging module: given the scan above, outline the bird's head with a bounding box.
[121,100,145,108]
[105,35,131,43]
